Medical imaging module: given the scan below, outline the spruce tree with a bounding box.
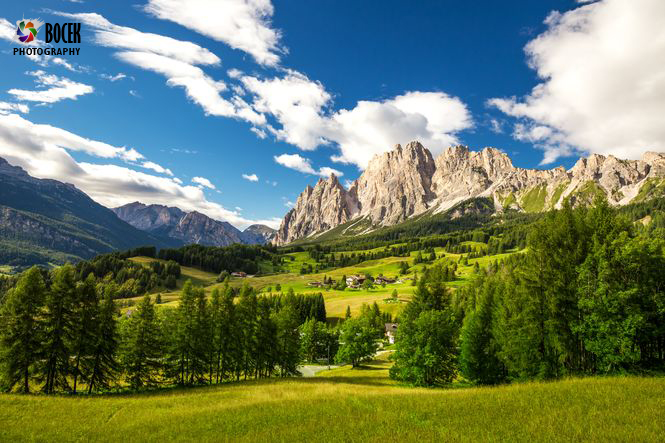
[255,298,277,378]
[237,285,258,380]
[0,267,45,393]
[300,318,323,363]
[40,264,77,394]
[122,294,162,390]
[460,289,505,384]
[71,274,99,394]
[83,288,119,394]
[273,305,301,376]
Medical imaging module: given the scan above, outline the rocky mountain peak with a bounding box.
[113,202,270,246]
[355,140,436,226]
[273,143,665,245]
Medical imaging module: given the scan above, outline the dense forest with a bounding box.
[157,243,280,274]
[391,198,665,386]
[0,270,388,393]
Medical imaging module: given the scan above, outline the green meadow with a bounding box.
[1,353,663,442]
[120,239,520,320]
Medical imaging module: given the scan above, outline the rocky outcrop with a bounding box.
[242,224,277,244]
[113,202,273,246]
[273,143,665,245]
[354,141,436,225]
[274,174,357,245]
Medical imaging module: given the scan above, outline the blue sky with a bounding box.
[0,0,663,229]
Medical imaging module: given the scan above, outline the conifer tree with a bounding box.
[0,267,45,393]
[300,318,324,363]
[40,264,77,394]
[83,286,119,394]
[255,298,277,378]
[460,288,505,384]
[390,264,458,386]
[273,305,300,376]
[122,294,162,390]
[71,273,99,394]
[237,285,258,380]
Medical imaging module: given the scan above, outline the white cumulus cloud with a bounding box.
[192,176,216,189]
[0,102,29,114]
[8,70,93,104]
[242,173,259,182]
[54,12,264,125]
[274,153,343,177]
[488,0,665,164]
[0,113,279,229]
[141,161,173,176]
[145,0,284,66]
[238,70,472,169]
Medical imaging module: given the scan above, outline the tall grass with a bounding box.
[2,359,664,442]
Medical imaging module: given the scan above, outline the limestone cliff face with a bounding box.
[354,141,436,225]
[274,174,357,245]
[273,143,665,245]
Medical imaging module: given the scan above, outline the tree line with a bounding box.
[392,199,665,386]
[0,266,395,393]
[157,244,280,275]
[0,268,334,393]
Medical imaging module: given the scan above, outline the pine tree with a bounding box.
[168,280,209,385]
[460,288,505,384]
[83,286,119,393]
[122,294,162,390]
[300,318,324,363]
[192,284,211,384]
[213,285,237,383]
[40,264,77,394]
[237,285,258,380]
[255,298,277,378]
[345,305,352,320]
[0,267,45,393]
[273,305,300,376]
[71,274,99,394]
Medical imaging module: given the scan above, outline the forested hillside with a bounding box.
[0,158,177,268]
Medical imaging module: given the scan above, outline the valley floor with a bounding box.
[1,354,664,442]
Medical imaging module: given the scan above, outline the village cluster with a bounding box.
[306,274,402,289]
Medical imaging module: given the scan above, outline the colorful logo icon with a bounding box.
[16,19,43,44]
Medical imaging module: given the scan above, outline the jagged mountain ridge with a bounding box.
[274,142,665,245]
[0,157,176,267]
[113,202,275,247]
[243,224,277,244]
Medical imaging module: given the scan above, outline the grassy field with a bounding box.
[1,353,663,442]
[118,245,522,319]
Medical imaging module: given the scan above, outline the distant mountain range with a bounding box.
[274,142,665,244]
[113,202,276,247]
[0,157,177,267]
[0,157,276,269]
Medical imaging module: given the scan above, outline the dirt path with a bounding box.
[298,364,341,377]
